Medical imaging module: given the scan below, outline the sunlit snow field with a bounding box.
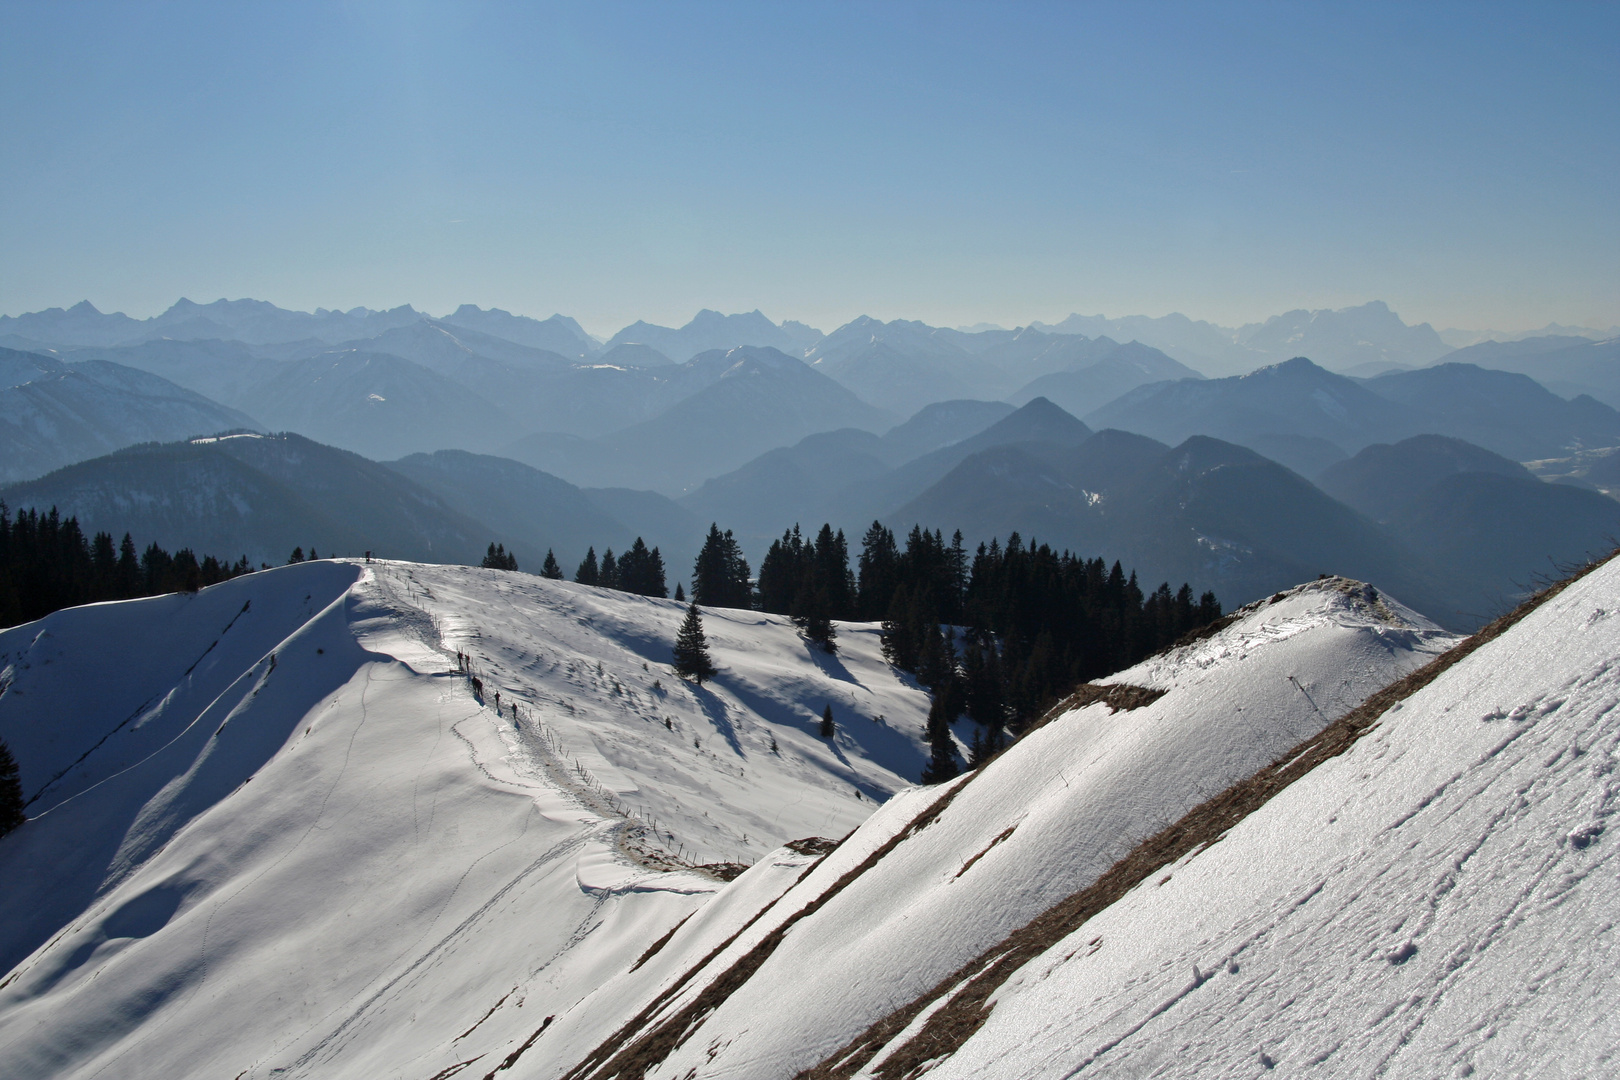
[0,560,932,1079]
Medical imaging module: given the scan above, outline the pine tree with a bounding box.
[794,584,838,654]
[481,542,517,571]
[857,520,899,620]
[820,704,835,738]
[756,525,806,614]
[671,603,717,684]
[617,537,667,597]
[692,524,752,608]
[0,736,24,838]
[920,688,960,784]
[0,506,249,630]
[117,533,139,596]
[541,549,563,579]
[575,546,599,586]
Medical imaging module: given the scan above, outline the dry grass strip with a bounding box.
[796,552,1613,1080]
[559,782,971,1080]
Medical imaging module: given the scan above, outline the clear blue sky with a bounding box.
[2,1,1615,335]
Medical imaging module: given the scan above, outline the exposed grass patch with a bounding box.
[561,781,971,1080]
[796,551,1615,1080]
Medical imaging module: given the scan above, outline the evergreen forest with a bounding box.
[681,518,1223,776]
[0,503,254,630]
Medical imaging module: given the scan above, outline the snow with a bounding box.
[188,432,264,444]
[526,576,1457,1079]
[927,558,1620,1078]
[12,551,1595,1080]
[0,560,933,1080]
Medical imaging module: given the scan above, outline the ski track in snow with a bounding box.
[924,565,1620,1079]
[0,560,934,1080]
[528,577,1460,1080]
[13,559,1598,1080]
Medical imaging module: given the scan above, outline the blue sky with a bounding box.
[2,1,1615,335]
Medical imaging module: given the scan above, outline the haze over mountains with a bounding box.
[3,294,1618,626]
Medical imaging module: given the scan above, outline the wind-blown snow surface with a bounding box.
[926,558,1620,1079]
[0,561,932,1080]
[531,578,1457,1080]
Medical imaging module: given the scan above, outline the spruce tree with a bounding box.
[575,546,599,586]
[857,520,899,620]
[117,533,139,596]
[541,549,563,579]
[599,548,619,589]
[692,524,752,609]
[794,585,837,654]
[481,542,517,570]
[647,545,668,598]
[288,546,304,564]
[671,603,717,684]
[0,736,24,838]
[820,704,835,738]
[617,537,667,597]
[920,689,960,784]
[674,582,685,602]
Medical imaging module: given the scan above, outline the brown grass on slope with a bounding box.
[796,553,1615,1080]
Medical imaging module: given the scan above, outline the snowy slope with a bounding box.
[530,577,1458,1080]
[928,555,1620,1078]
[0,561,933,1080]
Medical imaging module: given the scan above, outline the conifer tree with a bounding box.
[0,504,248,629]
[0,736,24,838]
[820,704,835,738]
[288,547,304,564]
[920,688,960,784]
[117,533,139,596]
[617,537,667,597]
[481,542,517,570]
[794,584,838,653]
[541,549,563,579]
[575,546,599,586]
[674,582,685,602]
[757,524,806,614]
[599,548,619,589]
[672,603,717,684]
[857,520,900,620]
[692,524,751,608]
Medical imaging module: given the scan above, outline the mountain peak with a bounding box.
[1248,355,1330,379]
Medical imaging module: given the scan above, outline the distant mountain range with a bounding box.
[0,433,701,579]
[0,347,259,484]
[501,346,895,494]
[1033,301,1453,377]
[889,425,1620,631]
[0,433,490,566]
[4,295,1619,632]
[1086,356,1620,475]
[604,309,820,363]
[1434,334,1620,409]
[6,393,1613,632]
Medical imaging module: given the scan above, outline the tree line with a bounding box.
[0,503,253,631]
[658,520,1222,781]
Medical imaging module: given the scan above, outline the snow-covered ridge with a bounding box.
[537,574,1458,1080]
[926,555,1620,1078]
[0,560,934,1080]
